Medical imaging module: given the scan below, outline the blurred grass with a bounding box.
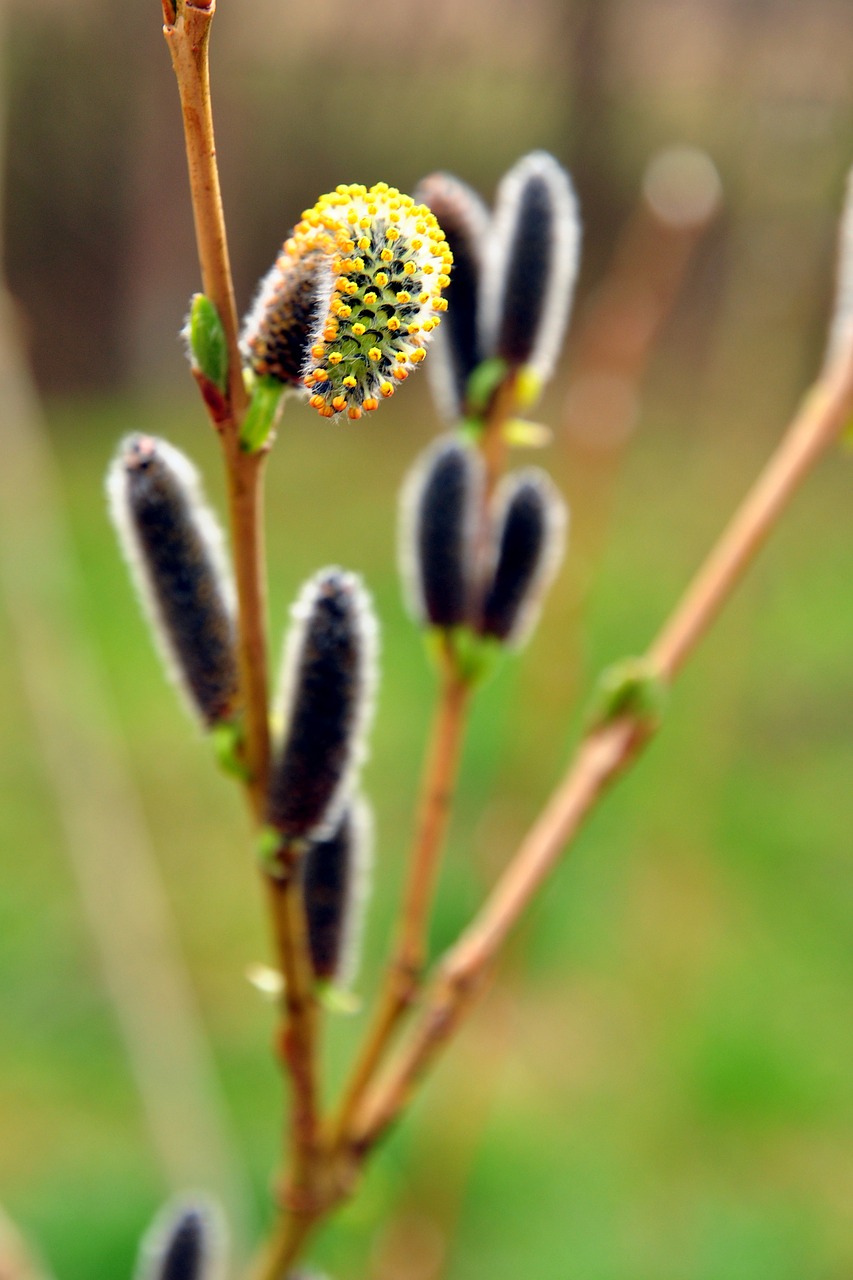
[1,373,853,1280]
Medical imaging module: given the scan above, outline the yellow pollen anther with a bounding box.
[364,291,378,304]
[433,297,448,311]
[380,249,394,263]
[396,291,411,304]
[319,405,334,418]
[332,395,347,411]
[380,382,394,397]
[343,375,358,388]
[403,261,417,276]
[437,275,450,288]
[393,366,409,380]
[418,292,430,304]
[387,317,400,332]
[375,273,389,288]
[363,397,379,411]
[386,227,400,241]
[407,323,420,334]
[358,236,371,251]
[328,352,343,365]
[309,394,326,408]
[422,263,435,275]
[395,352,406,363]
[410,348,426,363]
[368,347,382,361]
[351,323,366,337]
[310,344,325,359]
[412,238,423,249]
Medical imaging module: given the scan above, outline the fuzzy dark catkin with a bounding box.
[240,247,325,388]
[416,172,490,420]
[135,1198,225,1280]
[480,152,581,389]
[480,468,568,647]
[302,797,373,987]
[107,434,238,726]
[267,569,378,843]
[398,435,484,630]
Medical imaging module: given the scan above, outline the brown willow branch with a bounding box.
[331,654,471,1142]
[163,0,320,1232]
[163,0,246,420]
[348,341,853,1153]
[265,862,321,1204]
[163,0,270,804]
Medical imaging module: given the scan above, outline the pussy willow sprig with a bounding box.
[111,5,853,1279]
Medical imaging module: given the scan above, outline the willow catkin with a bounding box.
[267,568,378,843]
[302,797,373,987]
[398,435,484,630]
[106,434,238,727]
[242,183,453,420]
[480,151,581,389]
[480,468,568,647]
[416,172,490,420]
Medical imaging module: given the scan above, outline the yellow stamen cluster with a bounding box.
[288,183,452,419]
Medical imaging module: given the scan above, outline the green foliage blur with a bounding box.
[2,1,853,1278]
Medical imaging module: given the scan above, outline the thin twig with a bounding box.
[163,0,321,1240]
[349,342,853,1153]
[332,656,471,1142]
[163,0,246,420]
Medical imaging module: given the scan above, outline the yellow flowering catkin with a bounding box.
[243,183,453,420]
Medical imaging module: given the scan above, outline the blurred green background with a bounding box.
[2,1,853,1277]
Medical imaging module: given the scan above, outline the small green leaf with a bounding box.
[188,293,228,393]
[211,719,250,779]
[425,625,503,687]
[587,657,668,733]
[465,357,510,417]
[257,826,284,876]
[316,981,362,1015]
[240,375,285,452]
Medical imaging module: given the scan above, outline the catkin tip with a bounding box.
[135,1196,226,1280]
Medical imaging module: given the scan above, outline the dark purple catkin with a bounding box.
[267,569,378,843]
[240,246,326,386]
[480,469,568,647]
[302,798,373,986]
[107,435,238,726]
[398,435,484,630]
[136,1198,225,1280]
[480,152,581,388]
[416,172,490,419]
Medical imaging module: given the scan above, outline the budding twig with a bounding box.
[349,339,853,1153]
[332,649,471,1142]
[163,0,319,1253]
